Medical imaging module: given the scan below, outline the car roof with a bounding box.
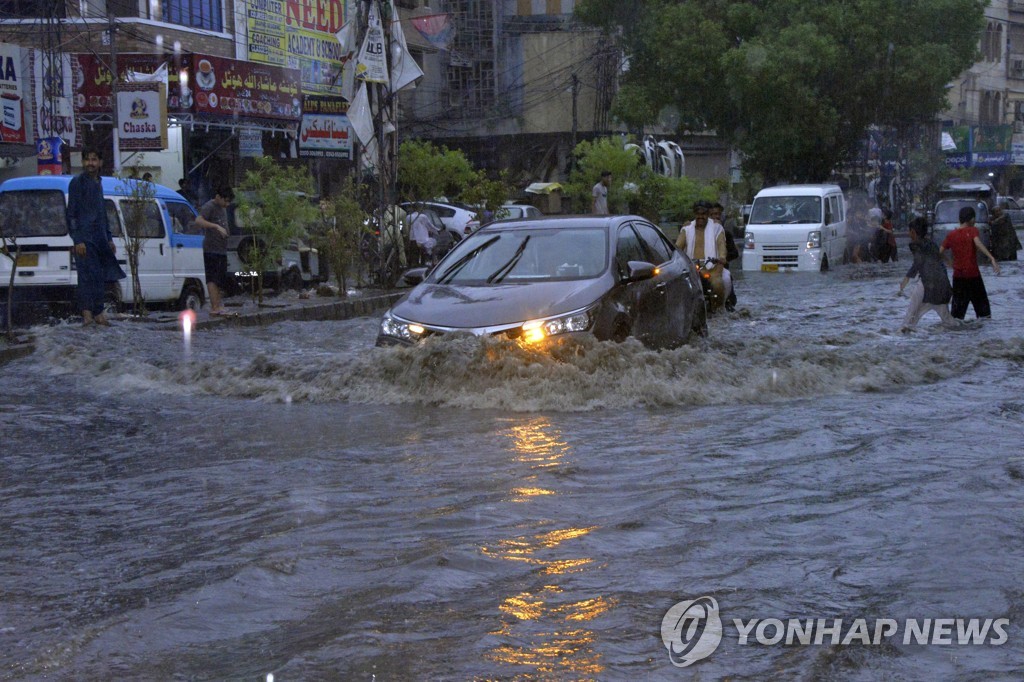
[0,174,186,201]
[476,214,634,232]
[755,185,842,197]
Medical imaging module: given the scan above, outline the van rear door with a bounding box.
[0,189,74,287]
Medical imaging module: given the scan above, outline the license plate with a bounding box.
[15,253,38,267]
[761,263,779,272]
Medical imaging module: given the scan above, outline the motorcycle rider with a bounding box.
[676,200,731,312]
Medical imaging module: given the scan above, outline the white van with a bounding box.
[0,175,207,311]
[742,185,847,272]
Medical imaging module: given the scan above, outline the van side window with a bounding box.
[105,199,122,237]
[119,199,165,239]
[165,201,198,234]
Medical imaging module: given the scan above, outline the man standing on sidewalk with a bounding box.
[940,205,1000,320]
[592,171,611,215]
[193,186,234,316]
[66,147,125,326]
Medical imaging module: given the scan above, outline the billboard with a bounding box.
[0,43,27,144]
[298,95,350,158]
[244,0,349,96]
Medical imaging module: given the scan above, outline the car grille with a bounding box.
[763,255,800,264]
[762,244,800,251]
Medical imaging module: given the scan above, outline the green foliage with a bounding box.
[312,178,369,296]
[577,0,984,183]
[238,158,320,304]
[461,171,512,216]
[397,139,478,201]
[566,136,717,220]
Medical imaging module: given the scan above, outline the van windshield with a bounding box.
[750,196,822,224]
[0,190,68,237]
[935,200,988,225]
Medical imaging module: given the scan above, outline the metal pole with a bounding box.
[108,13,121,173]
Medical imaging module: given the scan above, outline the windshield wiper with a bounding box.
[486,236,531,283]
[435,236,501,284]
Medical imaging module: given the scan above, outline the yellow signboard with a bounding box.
[245,0,349,96]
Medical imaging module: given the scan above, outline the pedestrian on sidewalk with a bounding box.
[898,217,958,331]
[940,205,1000,320]
[66,147,125,326]
[193,186,235,315]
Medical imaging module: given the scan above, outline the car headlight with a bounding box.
[521,309,594,343]
[807,230,821,249]
[745,231,754,250]
[380,312,425,341]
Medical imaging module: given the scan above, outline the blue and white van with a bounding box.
[742,184,847,272]
[0,175,206,311]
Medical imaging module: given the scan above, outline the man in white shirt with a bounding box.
[592,171,611,214]
[407,208,436,263]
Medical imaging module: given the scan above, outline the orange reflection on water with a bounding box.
[507,418,569,469]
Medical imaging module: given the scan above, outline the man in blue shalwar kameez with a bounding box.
[66,148,125,326]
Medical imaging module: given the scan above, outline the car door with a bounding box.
[119,197,173,301]
[613,223,663,344]
[632,220,693,344]
[164,199,204,294]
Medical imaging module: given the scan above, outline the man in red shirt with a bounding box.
[940,205,1000,319]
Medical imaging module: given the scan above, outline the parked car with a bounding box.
[464,204,542,234]
[400,201,477,240]
[930,199,992,254]
[0,175,206,312]
[377,215,706,348]
[226,191,326,292]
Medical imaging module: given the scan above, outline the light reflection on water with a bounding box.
[482,417,612,678]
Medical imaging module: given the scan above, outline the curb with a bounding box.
[193,291,405,330]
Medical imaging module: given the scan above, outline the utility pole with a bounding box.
[570,73,579,173]
[108,13,121,173]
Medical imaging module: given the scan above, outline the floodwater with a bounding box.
[2,259,1024,680]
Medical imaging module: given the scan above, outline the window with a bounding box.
[105,199,122,237]
[118,200,165,238]
[162,0,222,31]
[165,201,198,234]
[0,190,67,237]
[631,222,674,264]
[615,226,648,276]
[0,1,63,17]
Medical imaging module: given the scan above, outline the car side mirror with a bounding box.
[400,267,428,287]
[623,260,657,283]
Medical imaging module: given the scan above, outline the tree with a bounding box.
[237,158,320,305]
[576,0,984,183]
[312,177,369,296]
[397,139,478,202]
[461,170,512,221]
[116,176,158,316]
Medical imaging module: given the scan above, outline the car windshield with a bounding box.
[935,200,988,224]
[749,196,822,224]
[428,227,607,285]
[0,190,68,237]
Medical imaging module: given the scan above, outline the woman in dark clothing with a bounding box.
[897,218,958,331]
[989,204,1021,261]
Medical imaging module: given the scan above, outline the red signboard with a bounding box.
[75,54,190,115]
[190,55,301,121]
[74,53,301,121]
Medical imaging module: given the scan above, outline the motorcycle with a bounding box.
[693,257,730,312]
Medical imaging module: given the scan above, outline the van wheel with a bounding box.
[820,255,830,273]
[281,267,304,291]
[177,283,204,312]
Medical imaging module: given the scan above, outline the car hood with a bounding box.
[390,277,611,329]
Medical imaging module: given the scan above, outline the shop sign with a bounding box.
[971,125,1012,154]
[243,0,347,96]
[36,136,62,175]
[298,94,349,158]
[1012,141,1024,165]
[239,128,264,157]
[191,55,301,121]
[116,83,167,151]
[74,53,190,115]
[0,43,27,144]
[972,152,1009,167]
[32,50,76,146]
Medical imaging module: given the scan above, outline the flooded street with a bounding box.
[2,260,1024,680]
